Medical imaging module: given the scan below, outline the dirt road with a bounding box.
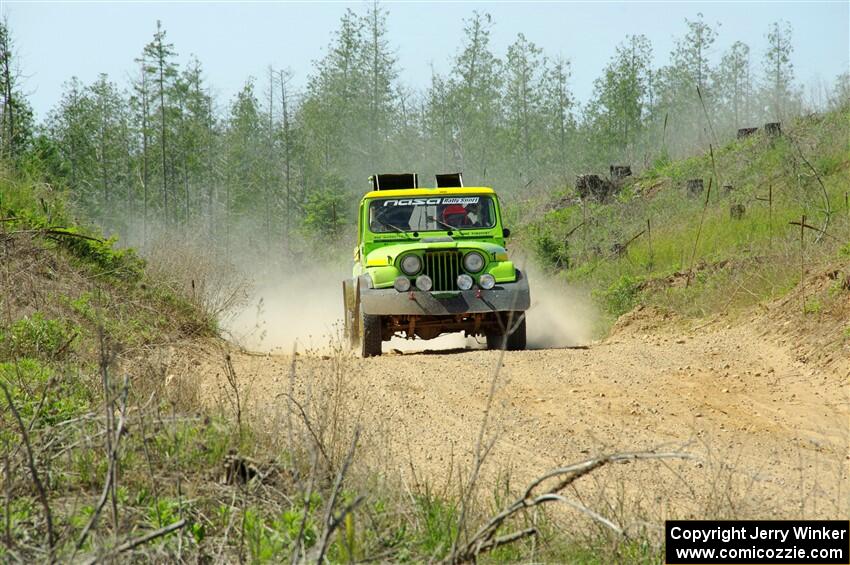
[192,300,849,522]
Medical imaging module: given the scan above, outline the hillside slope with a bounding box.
[521,105,850,331]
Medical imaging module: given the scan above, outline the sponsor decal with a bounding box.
[382,197,480,207]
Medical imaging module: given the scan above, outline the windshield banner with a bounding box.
[382,197,480,207]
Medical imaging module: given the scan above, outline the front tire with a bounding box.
[486,314,527,351]
[359,310,383,357]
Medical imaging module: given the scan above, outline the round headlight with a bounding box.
[463,252,485,273]
[394,276,411,292]
[415,275,432,291]
[479,273,496,290]
[457,274,474,290]
[400,254,422,275]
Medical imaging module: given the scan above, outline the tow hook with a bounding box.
[408,291,415,301]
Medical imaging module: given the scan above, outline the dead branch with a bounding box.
[75,373,130,551]
[223,354,242,437]
[697,86,718,147]
[0,227,104,243]
[465,526,537,557]
[687,177,713,288]
[449,342,509,559]
[789,135,831,241]
[314,427,362,563]
[788,219,840,241]
[278,392,332,468]
[449,450,692,564]
[81,518,186,565]
[0,381,55,556]
[290,450,319,565]
[3,452,10,550]
[564,220,586,239]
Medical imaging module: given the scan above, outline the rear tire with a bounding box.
[360,310,382,357]
[486,314,527,351]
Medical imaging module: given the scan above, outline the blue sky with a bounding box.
[7,1,849,121]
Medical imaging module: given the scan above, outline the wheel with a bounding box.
[343,281,359,349]
[486,314,527,351]
[359,309,383,357]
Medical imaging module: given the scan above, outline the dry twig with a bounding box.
[314,428,363,563]
[81,518,187,565]
[0,381,55,556]
[449,450,692,564]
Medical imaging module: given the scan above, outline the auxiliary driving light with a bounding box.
[463,252,485,273]
[478,274,496,290]
[394,276,411,292]
[415,275,433,291]
[400,254,422,275]
[456,274,474,290]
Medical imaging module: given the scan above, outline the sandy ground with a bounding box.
[184,296,849,524]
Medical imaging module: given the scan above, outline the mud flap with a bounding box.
[342,279,360,348]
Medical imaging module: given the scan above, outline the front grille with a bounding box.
[424,251,461,291]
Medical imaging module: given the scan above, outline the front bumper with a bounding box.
[359,270,530,316]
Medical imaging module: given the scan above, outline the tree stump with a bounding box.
[221,453,261,485]
[576,174,615,202]
[730,204,746,220]
[609,165,632,180]
[686,179,704,198]
[575,174,593,200]
[764,122,782,137]
[737,127,758,139]
[610,242,627,257]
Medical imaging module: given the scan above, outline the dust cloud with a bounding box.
[523,267,598,349]
[225,262,597,354]
[225,265,348,353]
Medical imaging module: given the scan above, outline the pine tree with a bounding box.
[0,17,33,161]
[361,1,397,171]
[655,14,719,153]
[714,41,753,132]
[88,74,131,221]
[172,58,215,229]
[540,56,574,180]
[131,59,152,244]
[762,20,798,120]
[503,33,545,181]
[278,69,297,246]
[586,35,652,160]
[300,8,370,194]
[449,11,502,181]
[142,20,179,226]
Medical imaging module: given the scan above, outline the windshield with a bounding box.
[368,195,497,233]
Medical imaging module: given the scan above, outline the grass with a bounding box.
[520,104,850,330]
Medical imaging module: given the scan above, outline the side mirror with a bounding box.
[502,228,511,238]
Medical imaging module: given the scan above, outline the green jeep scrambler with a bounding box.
[343,173,530,357]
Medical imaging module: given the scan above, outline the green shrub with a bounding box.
[595,275,644,317]
[57,229,144,280]
[534,232,570,270]
[803,297,823,315]
[0,312,76,360]
[0,358,88,431]
[414,492,458,558]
